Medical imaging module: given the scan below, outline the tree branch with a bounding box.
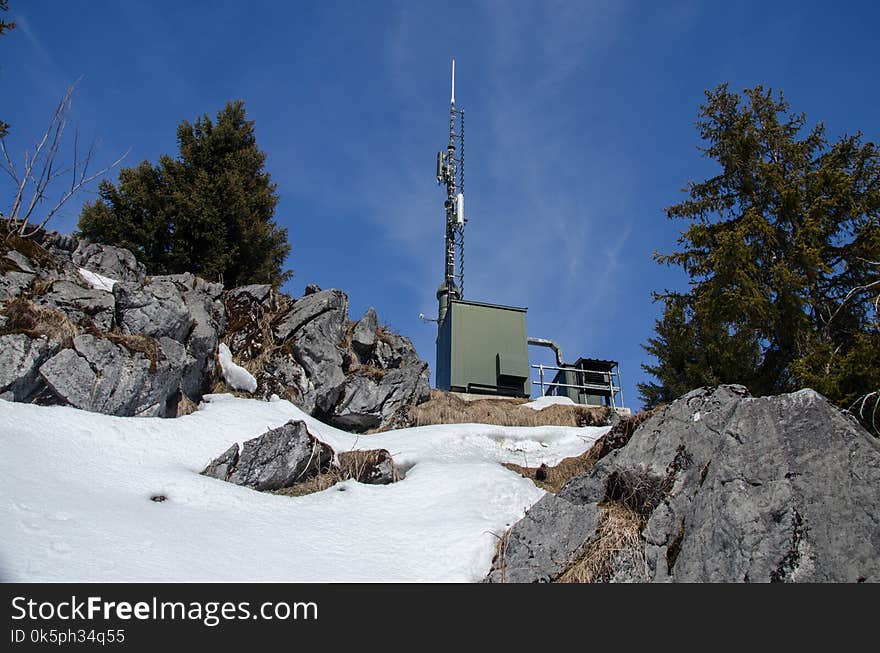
[1,78,127,238]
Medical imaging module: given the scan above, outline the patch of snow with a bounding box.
[78,268,117,292]
[217,343,257,393]
[693,411,701,422]
[522,395,577,410]
[0,394,608,582]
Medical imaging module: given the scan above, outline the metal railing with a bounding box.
[531,363,625,411]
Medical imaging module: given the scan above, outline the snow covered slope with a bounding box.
[0,395,607,582]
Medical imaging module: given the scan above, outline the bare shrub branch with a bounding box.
[1,79,128,239]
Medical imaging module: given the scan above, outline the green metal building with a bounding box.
[435,296,530,397]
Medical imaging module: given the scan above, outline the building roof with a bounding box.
[449,298,528,313]
[572,357,618,369]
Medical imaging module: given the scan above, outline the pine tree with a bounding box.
[640,84,880,410]
[638,294,761,407]
[79,101,291,288]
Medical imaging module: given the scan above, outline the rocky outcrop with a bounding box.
[0,270,35,302]
[486,385,880,583]
[351,307,378,357]
[115,279,192,341]
[37,280,116,331]
[115,273,226,398]
[37,333,185,417]
[223,285,429,431]
[1,230,430,428]
[0,334,59,401]
[275,288,349,414]
[202,421,401,492]
[327,307,430,430]
[1,237,222,416]
[201,420,334,491]
[71,241,146,284]
[331,366,430,431]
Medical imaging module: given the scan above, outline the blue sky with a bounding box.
[3,0,879,409]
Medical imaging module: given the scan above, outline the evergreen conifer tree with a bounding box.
[79,101,291,288]
[640,84,880,411]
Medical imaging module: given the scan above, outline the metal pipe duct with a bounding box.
[527,337,565,367]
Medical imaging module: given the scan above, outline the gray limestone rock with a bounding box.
[485,496,601,583]
[273,288,347,343]
[0,334,58,401]
[220,284,429,430]
[201,443,240,481]
[227,284,273,306]
[260,353,317,414]
[114,273,224,399]
[485,385,880,583]
[330,364,430,431]
[37,280,115,331]
[292,320,347,414]
[114,281,192,341]
[71,242,146,283]
[5,251,35,274]
[373,331,421,369]
[37,334,181,417]
[0,271,35,301]
[224,420,334,491]
[272,289,349,415]
[351,307,378,359]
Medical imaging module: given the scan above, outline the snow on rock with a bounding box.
[522,395,577,410]
[0,394,608,582]
[78,267,117,292]
[217,343,257,393]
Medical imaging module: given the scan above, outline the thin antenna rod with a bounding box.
[451,59,455,105]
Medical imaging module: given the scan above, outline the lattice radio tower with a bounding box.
[436,59,466,300]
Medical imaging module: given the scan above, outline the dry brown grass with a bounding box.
[594,408,658,457]
[337,449,400,483]
[374,324,395,346]
[555,501,648,583]
[223,289,292,379]
[0,297,164,371]
[339,320,391,380]
[175,392,199,417]
[0,254,22,276]
[504,445,605,494]
[99,331,162,372]
[29,277,55,297]
[0,233,58,270]
[0,296,81,346]
[272,448,399,498]
[501,409,658,494]
[390,389,609,430]
[272,467,341,497]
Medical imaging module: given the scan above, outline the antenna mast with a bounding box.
[436,58,466,304]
